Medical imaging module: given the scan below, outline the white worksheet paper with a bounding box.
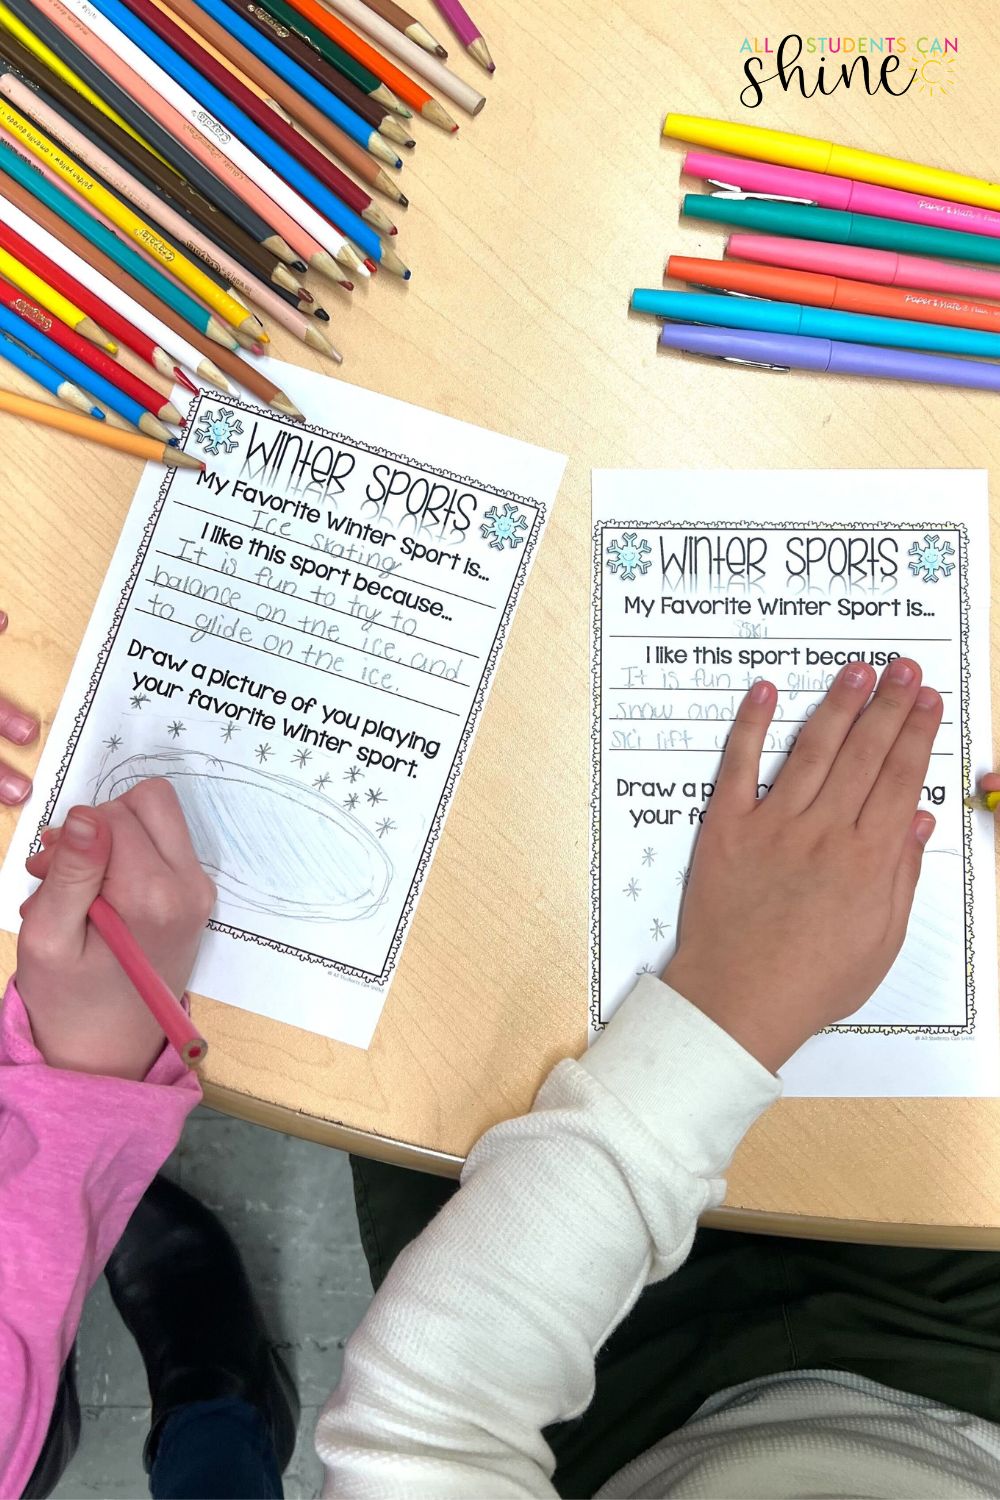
[0,361,566,1047]
[591,469,998,1097]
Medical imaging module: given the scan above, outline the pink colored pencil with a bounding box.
[33,0,339,276]
[88,895,207,1068]
[431,0,493,71]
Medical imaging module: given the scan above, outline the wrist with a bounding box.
[660,955,808,1074]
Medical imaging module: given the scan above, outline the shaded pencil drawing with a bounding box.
[93,751,393,922]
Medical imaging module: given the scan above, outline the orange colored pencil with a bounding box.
[89,895,207,1067]
[0,388,204,464]
[282,0,456,128]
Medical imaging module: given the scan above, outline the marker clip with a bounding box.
[687,282,758,300]
[707,178,815,206]
[681,351,790,373]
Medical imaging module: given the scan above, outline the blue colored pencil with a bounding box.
[0,330,101,416]
[0,301,163,435]
[87,0,388,266]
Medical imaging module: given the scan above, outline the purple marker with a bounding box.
[657,322,1000,392]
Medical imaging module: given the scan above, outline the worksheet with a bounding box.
[591,470,998,1097]
[0,361,565,1047]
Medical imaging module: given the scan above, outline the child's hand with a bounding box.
[0,610,38,805]
[663,660,942,1073]
[17,780,216,1080]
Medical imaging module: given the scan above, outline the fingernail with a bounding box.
[841,663,871,688]
[0,610,7,631]
[0,770,30,804]
[887,660,916,686]
[749,680,771,704]
[4,711,37,745]
[64,812,97,848]
[915,687,940,711]
[915,812,936,845]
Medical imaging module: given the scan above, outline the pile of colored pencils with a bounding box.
[0,0,495,461]
[636,114,1000,397]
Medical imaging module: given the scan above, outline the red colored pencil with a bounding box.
[0,213,185,383]
[0,279,182,424]
[89,895,207,1068]
[118,0,397,237]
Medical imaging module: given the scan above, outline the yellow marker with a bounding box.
[663,114,1000,213]
[964,790,1000,812]
[0,99,263,338]
[0,245,116,352]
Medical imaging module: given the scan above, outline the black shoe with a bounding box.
[104,1174,299,1472]
[22,1354,81,1498]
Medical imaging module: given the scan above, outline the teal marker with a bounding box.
[683,193,1000,267]
[632,288,1000,360]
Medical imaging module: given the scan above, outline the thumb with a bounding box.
[891,811,935,926]
[29,808,112,938]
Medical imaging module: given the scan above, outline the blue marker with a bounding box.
[631,289,1000,360]
[85,0,389,266]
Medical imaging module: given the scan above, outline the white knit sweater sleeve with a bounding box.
[316,974,782,1498]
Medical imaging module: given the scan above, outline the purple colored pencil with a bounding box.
[657,323,1000,392]
[431,0,493,71]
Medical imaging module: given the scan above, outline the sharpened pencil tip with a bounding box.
[291,260,308,272]
[435,44,447,56]
[91,407,105,419]
[364,258,377,273]
[340,280,354,292]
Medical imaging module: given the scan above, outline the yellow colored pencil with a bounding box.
[0,244,116,351]
[0,97,265,337]
[0,387,204,466]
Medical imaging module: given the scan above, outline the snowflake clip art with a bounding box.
[193,407,244,456]
[480,503,528,551]
[606,532,651,581]
[908,533,955,583]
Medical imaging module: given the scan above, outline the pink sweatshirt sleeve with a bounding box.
[0,977,201,1496]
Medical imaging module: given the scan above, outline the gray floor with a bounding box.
[53,1107,375,1499]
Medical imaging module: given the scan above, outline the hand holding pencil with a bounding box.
[19,778,215,1079]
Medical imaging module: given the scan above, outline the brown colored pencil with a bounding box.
[0,31,308,290]
[0,161,302,416]
[168,0,407,204]
[362,0,446,58]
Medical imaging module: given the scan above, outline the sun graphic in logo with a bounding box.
[907,52,957,97]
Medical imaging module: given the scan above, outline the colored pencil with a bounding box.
[233,0,408,109]
[0,328,99,412]
[237,0,413,143]
[0,386,203,462]
[323,0,484,115]
[45,0,369,279]
[0,237,113,347]
[0,40,308,290]
[0,94,266,335]
[0,283,174,431]
[431,0,492,72]
[120,0,396,237]
[91,0,406,274]
[1,0,298,261]
[363,0,444,58]
[281,0,457,127]
[0,135,238,346]
[166,0,406,203]
[3,75,323,350]
[89,895,207,1068]
[0,177,226,386]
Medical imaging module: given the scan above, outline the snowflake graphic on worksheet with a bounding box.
[908,533,955,583]
[606,532,651,581]
[192,407,243,456]
[480,503,528,551]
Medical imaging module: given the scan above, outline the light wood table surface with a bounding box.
[2,0,999,1244]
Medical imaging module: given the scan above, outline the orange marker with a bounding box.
[666,255,1000,335]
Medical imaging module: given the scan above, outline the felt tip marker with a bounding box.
[683,194,1000,267]
[664,114,1000,212]
[683,150,1000,240]
[726,235,1000,303]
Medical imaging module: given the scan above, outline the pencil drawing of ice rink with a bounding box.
[94,751,393,922]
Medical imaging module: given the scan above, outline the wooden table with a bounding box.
[2,0,1000,1244]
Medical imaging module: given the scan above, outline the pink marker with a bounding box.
[684,150,1000,240]
[726,233,1000,302]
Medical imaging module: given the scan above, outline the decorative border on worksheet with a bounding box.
[589,517,974,1039]
[35,392,547,988]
